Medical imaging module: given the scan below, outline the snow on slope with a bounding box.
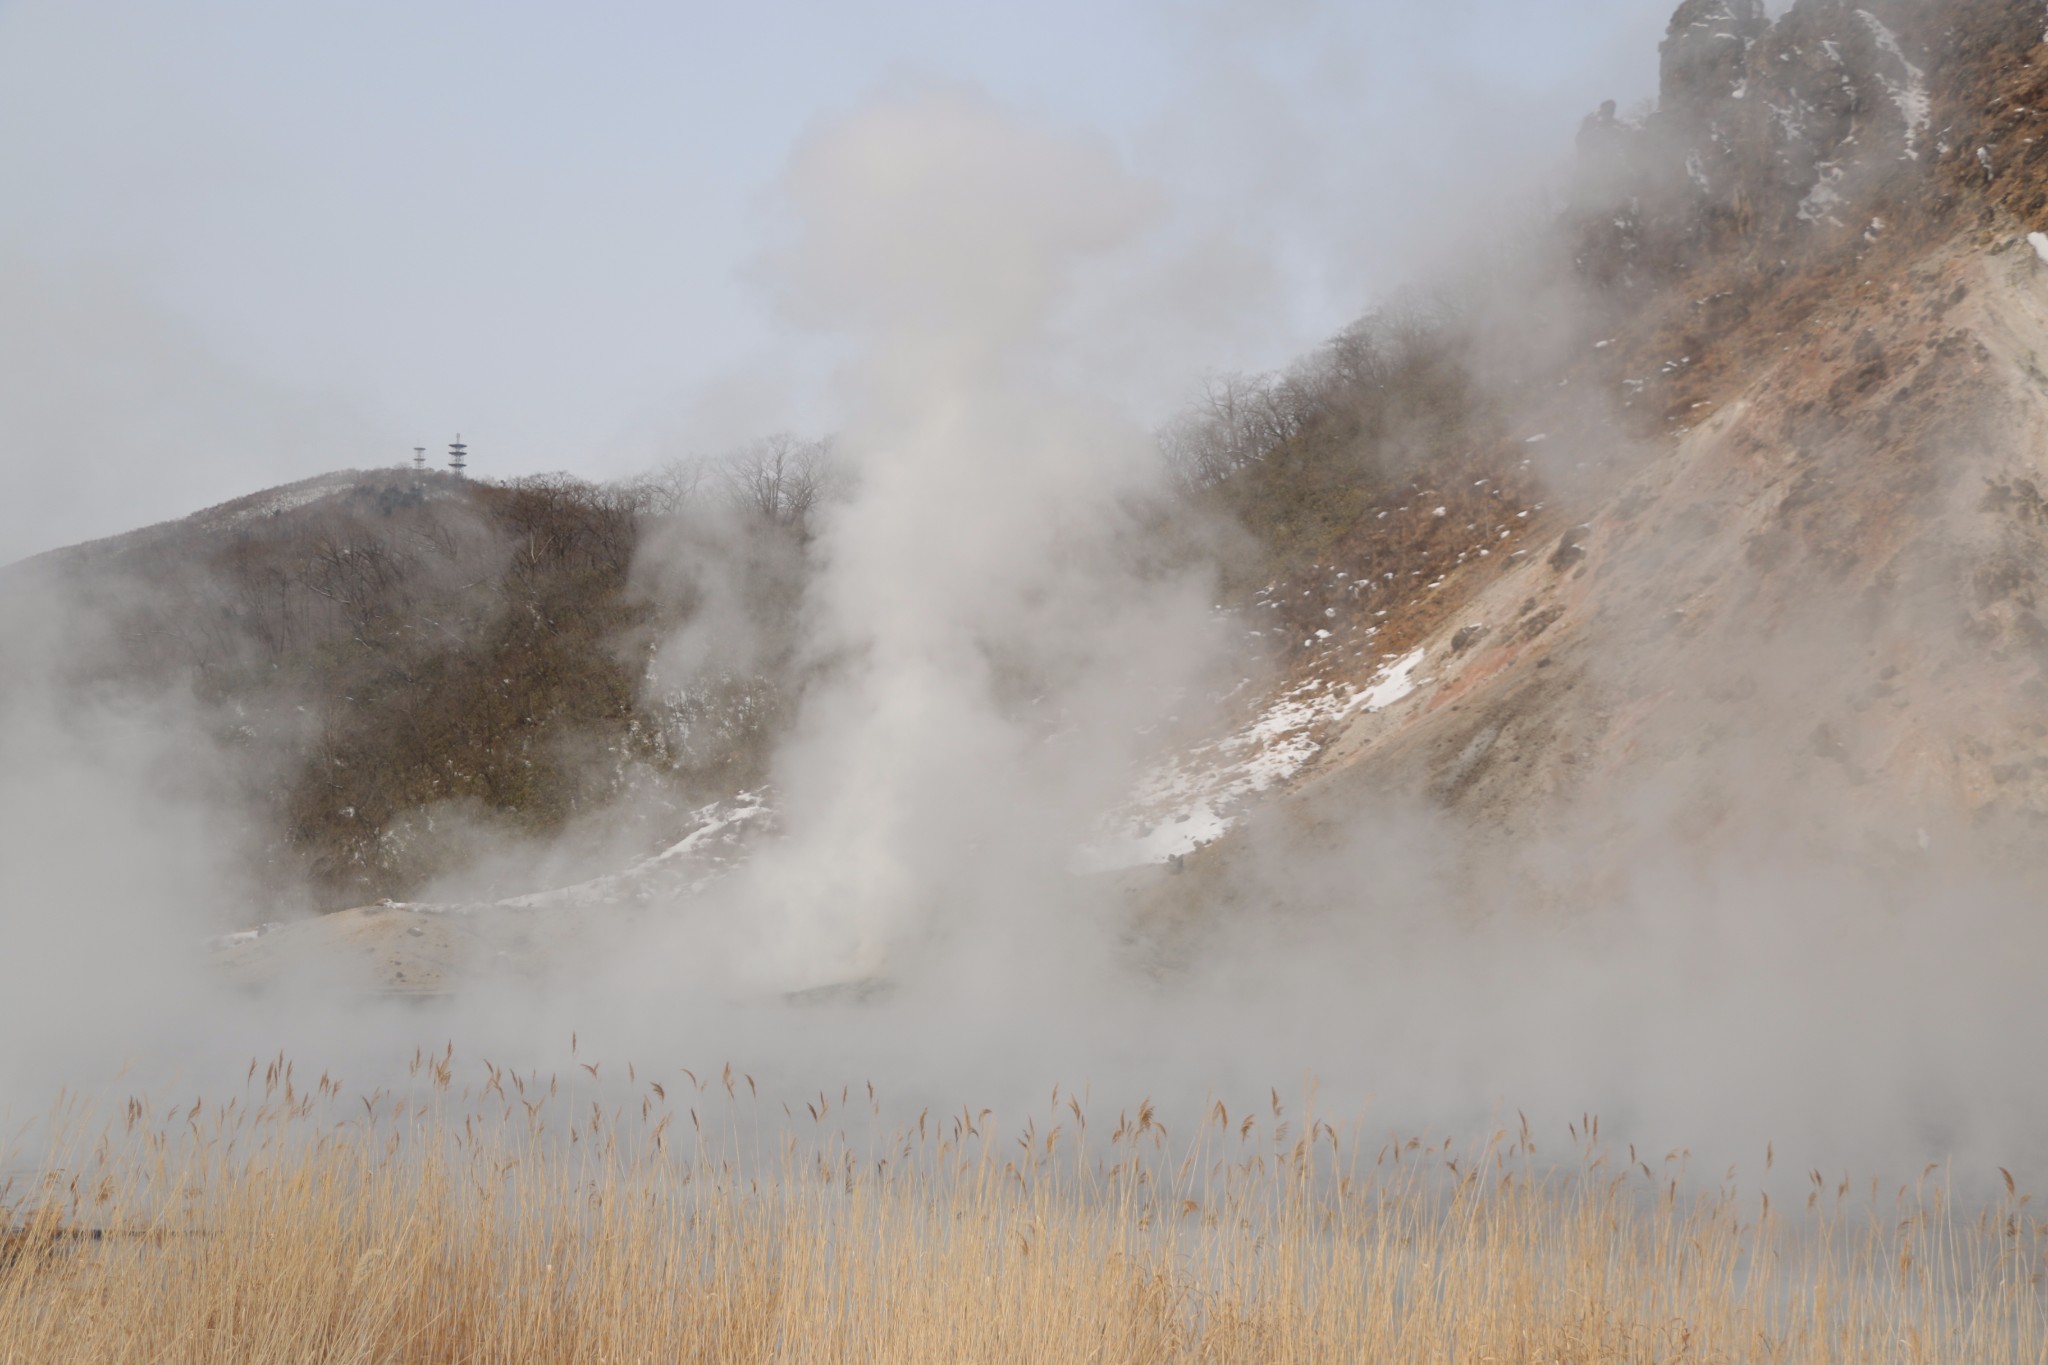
[498,792,772,911]
[1854,9,1930,161]
[381,640,1431,913]
[397,791,773,917]
[290,642,1434,933]
[212,475,361,528]
[1080,649,1427,870]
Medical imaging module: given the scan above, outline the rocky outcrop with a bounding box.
[1572,0,1995,289]
[1658,0,1767,123]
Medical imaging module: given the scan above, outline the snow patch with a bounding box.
[1685,149,1711,194]
[1797,162,1847,226]
[1081,650,1428,870]
[205,922,282,950]
[492,792,773,911]
[1854,10,1930,160]
[218,480,352,528]
[1354,648,1426,714]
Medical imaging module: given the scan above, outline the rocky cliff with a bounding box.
[1136,0,2048,935]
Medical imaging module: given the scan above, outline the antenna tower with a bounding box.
[448,434,468,477]
[412,445,426,474]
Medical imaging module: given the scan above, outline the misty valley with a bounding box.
[4,0,2048,1358]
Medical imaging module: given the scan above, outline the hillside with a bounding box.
[17,9,2048,1360]
[0,466,796,907]
[15,0,2048,995]
[1125,0,2048,935]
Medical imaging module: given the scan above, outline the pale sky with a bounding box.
[0,0,1672,563]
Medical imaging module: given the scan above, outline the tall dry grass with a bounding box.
[2,1049,2042,1363]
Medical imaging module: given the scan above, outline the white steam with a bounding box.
[4,13,2047,1207]
[722,89,1230,990]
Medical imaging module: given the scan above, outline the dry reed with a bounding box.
[1,1050,2041,1363]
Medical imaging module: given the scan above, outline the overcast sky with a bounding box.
[0,0,1672,564]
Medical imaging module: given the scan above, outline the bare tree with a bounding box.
[1156,295,1489,495]
[1159,371,1310,491]
[719,433,838,536]
[300,532,414,637]
[621,457,709,518]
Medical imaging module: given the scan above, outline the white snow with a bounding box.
[2028,232,2048,268]
[1797,162,1848,226]
[1855,10,1930,160]
[1082,649,1429,870]
[1685,150,1711,194]
[1766,100,1804,146]
[493,792,773,911]
[1353,648,1426,714]
[205,922,282,950]
[218,480,352,528]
